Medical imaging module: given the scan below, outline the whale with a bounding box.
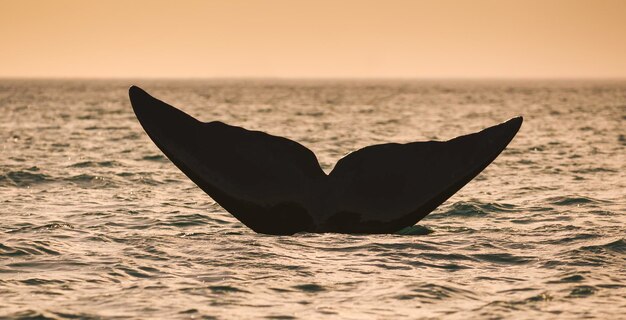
[129,86,522,235]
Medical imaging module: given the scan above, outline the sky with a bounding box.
[1,0,625,78]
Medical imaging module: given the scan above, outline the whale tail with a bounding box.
[129,86,522,235]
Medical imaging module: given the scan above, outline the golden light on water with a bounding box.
[1,0,625,78]
[1,1,626,319]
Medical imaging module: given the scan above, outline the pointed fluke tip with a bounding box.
[129,86,156,110]
[128,85,155,117]
[509,116,523,130]
[129,85,147,99]
[498,116,523,134]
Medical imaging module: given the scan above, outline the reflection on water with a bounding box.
[1,79,625,319]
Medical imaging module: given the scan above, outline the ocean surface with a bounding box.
[0,79,624,319]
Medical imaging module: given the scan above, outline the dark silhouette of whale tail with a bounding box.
[129,86,522,235]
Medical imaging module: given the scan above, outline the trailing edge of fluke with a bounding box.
[129,85,523,235]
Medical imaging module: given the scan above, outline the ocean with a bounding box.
[1,79,624,319]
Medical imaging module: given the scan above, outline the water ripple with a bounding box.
[1,80,625,319]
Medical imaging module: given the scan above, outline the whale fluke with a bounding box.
[129,86,522,235]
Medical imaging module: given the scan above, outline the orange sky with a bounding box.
[1,0,625,78]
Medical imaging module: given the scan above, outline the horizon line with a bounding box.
[2,76,626,82]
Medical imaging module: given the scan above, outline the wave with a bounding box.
[471,253,533,265]
[546,273,585,284]
[158,213,231,228]
[395,225,434,235]
[0,168,122,189]
[292,284,325,293]
[571,167,618,174]
[0,241,61,257]
[546,196,610,206]
[396,283,476,301]
[19,278,67,286]
[68,160,121,168]
[566,233,603,244]
[63,174,115,188]
[542,238,626,268]
[429,201,518,218]
[568,285,597,298]
[0,167,51,187]
[141,154,167,161]
[578,238,626,254]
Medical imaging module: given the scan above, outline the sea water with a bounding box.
[1,79,624,319]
